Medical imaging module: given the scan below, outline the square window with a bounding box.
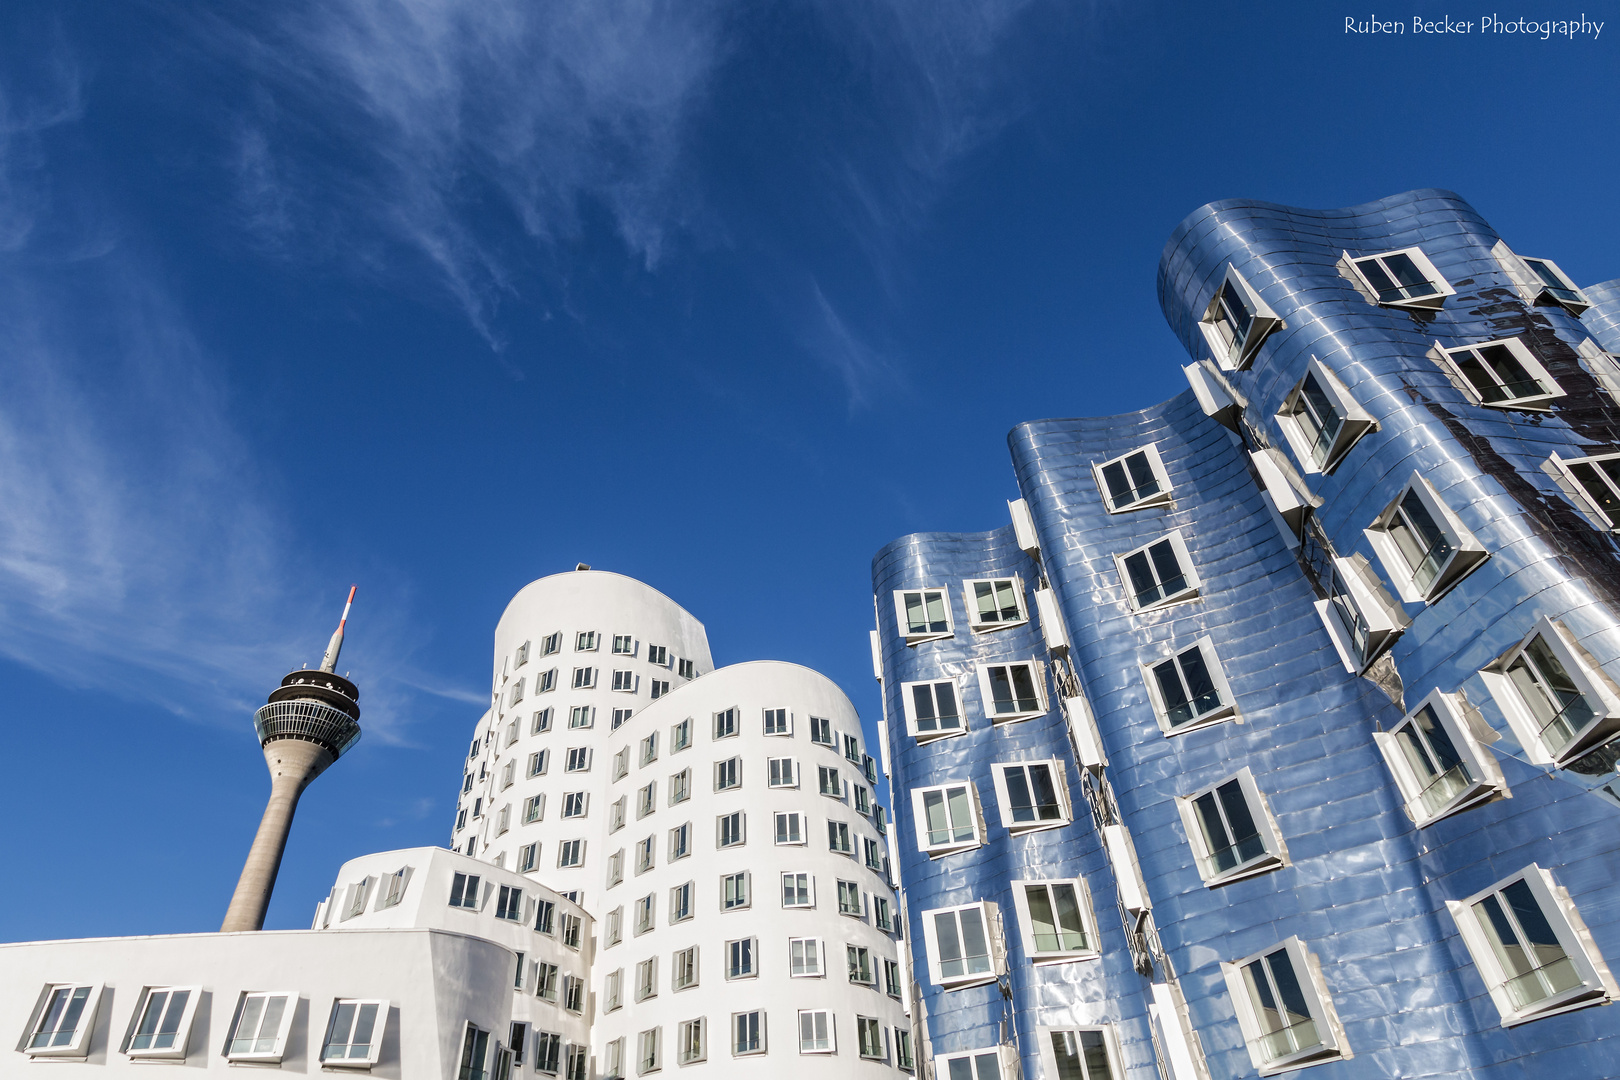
[837,880,864,918]
[714,707,740,740]
[534,1031,562,1073]
[818,765,842,796]
[901,679,965,740]
[1176,768,1287,887]
[527,750,550,778]
[517,842,538,872]
[538,669,558,694]
[936,1046,1012,1080]
[1200,265,1283,370]
[863,836,884,871]
[764,707,793,735]
[522,795,547,825]
[781,871,814,908]
[768,757,798,788]
[732,1011,765,1057]
[648,643,669,666]
[535,900,557,936]
[449,872,481,909]
[565,747,592,773]
[1481,616,1620,766]
[1011,880,1098,963]
[775,811,805,845]
[718,811,746,848]
[977,662,1048,722]
[722,871,751,911]
[726,937,757,980]
[613,634,637,656]
[677,1019,705,1065]
[1142,636,1238,735]
[1374,689,1509,825]
[790,937,824,977]
[1366,473,1488,602]
[569,705,594,729]
[1114,532,1200,612]
[990,761,1071,833]
[895,587,954,645]
[678,658,696,680]
[1518,255,1591,314]
[1550,451,1620,530]
[541,632,562,656]
[1447,864,1614,1026]
[797,1009,835,1054]
[320,999,386,1067]
[496,885,525,921]
[650,679,670,700]
[641,732,659,766]
[612,708,633,731]
[557,840,585,868]
[1277,357,1377,475]
[1438,337,1563,410]
[911,782,984,856]
[1093,443,1173,513]
[857,1016,886,1061]
[809,715,834,746]
[714,757,742,791]
[224,991,298,1063]
[613,669,639,693]
[843,733,862,763]
[1034,1027,1121,1080]
[827,820,853,854]
[123,985,202,1060]
[1222,937,1347,1074]
[562,792,588,819]
[576,631,598,652]
[963,577,1027,632]
[921,902,1003,990]
[572,667,598,690]
[1346,246,1454,309]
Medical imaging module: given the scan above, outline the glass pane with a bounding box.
[1026,885,1058,951]
[912,684,938,731]
[1010,665,1040,712]
[1153,658,1192,725]
[1297,373,1343,463]
[1005,768,1035,822]
[934,683,961,728]
[1569,461,1620,521]
[1478,343,1542,400]
[1396,705,1473,816]
[1028,764,1061,820]
[946,786,974,841]
[948,1060,977,1080]
[1101,460,1132,505]
[230,996,266,1054]
[973,1051,1004,1080]
[1508,637,1596,753]
[1221,279,1254,343]
[959,909,990,974]
[1052,884,1088,950]
[935,912,964,973]
[1148,540,1187,599]
[1216,779,1266,866]
[1176,646,1221,722]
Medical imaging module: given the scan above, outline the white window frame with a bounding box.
[1200,263,1283,370]
[1373,688,1508,826]
[1140,635,1239,736]
[789,937,825,977]
[527,750,549,778]
[717,810,746,848]
[223,991,300,1063]
[1496,243,1592,315]
[920,901,1004,990]
[569,705,595,730]
[669,768,691,805]
[671,718,692,752]
[797,1010,835,1055]
[768,756,798,788]
[763,707,793,735]
[319,998,388,1068]
[572,666,598,690]
[1222,937,1347,1075]
[612,634,637,656]
[677,1019,705,1065]
[725,937,758,981]
[121,985,202,1060]
[934,1045,1017,1080]
[612,669,640,693]
[565,747,592,773]
[722,871,751,911]
[1436,336,1563,411]
[900,678,966,741]
[781,871,815,909]
[714,756,742,791]
[731,1011,766,1057]
[714,707,740,740]
[671,886,695,926]
[894,587,955,645]
[668,822,692,861]
[562,791,589,820]
[1365,473,1489,604]
[1176,767,1288,887]
[962,576,1027,632]
[541,632,561,656]
[775,811,806,845]
[576,631,598,652]
[1034,1026,1123,1080]
[557,839,585,868]
[1480,615,1620,766]
[989,759,1072,834]
[1548,451,1620,531]
[1447,864,1615,1026]
[532,707,553,733]
[1010,880,1100,965]
[1315,554,1407,674]
[1092,442,1173,513]
[1276,356,1377,476]
[635,958,658,1001]
[538,669,558,694]
[910,781,985,857]
[1345,245,1454,309]
[975,661,1048,723]
[1113,531,1200,613]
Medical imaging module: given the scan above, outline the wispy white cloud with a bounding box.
[800,278,905,409]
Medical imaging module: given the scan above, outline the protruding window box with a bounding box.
[320,999,389,1069]
[1495,242,1592,315]
[1548,451,1620,530]
[1374,689,1508,826]
[1249,448,1317,537]
[1435,337,1563,411]
[921,902,1005,991]
[1344,246,1454,309]
[911,781,985,857]
[894,588,953,645]
[1011,880,1100,965]
[975,661,1047,723]
[1176,768,1288,887]
[963,576,1027,632]
[120,986,204,1061]
[1276,357,1376,476]
[1183,359,1245,430]
[1141,636,1238,736]
[1033,587,1069,655]
[1314,555,1407,674]
[1200,264,1283,370]
[1114,531,1200,613]
[1480,616,1620,767]
[1035,1027,1123,1080]
[1008,498,1040,555]
[1062,693,1107,769]
[1222,938,1349,1075]
[22,984,104,1059]
[990,760,1071,835]
[1365,473,1488,604]
[1092,444,1173,513]
[224,991,300,1064]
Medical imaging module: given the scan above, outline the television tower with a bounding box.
[221,587,362,932]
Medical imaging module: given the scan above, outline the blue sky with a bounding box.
[1,0,1615,940]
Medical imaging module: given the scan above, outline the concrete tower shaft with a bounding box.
[221,591,362,933]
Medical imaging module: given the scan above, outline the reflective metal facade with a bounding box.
[874,190,1620,1079]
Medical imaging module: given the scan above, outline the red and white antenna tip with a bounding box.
[338,585,357,631]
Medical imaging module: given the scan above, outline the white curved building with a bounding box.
[454,569,912,1076]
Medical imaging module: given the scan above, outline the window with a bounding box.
[459,1024,491,1080]
[637,1028,660,1075]
[837,879,863,917]
[539,669,558,694]
[922,902,1002,989]
[669,822,692,861]
[798,1010,835,1053]
[828,820,853,854]
[875,896,894,932]
[562,792,588,819]
[1448,865,1613,1026]
[612,746,630,779]
[636,957,658,1000]
[527,750,550,778]
[608,849,626,887]
[1115,530,1200,612]
[541,632,562,656]
[863,754,878,784]
[809,715,834,745]
[671,883,694,924]
[669,768,691,804]
[863,837,884,871]
[1482,616,1620,765]
[884,958,902,995]
[718,810,745,847]
[713,707,739,739]
[768,756,798,787]
[677,1019,705,1065]
[534,1031,561,1074]
[1277,357,1377,474]
[1035,1028,1121,1080]
[1095,443,1172,511]
[727,937,757,979]
[569,705,594,729]
[565,1044,588,1080]
[122,985,201,1059]
[671,718,692,751]
[678,658,696,679]
[535,899,556,935]
[1367,474,1488,602]
[605,908,623,947]
[536,962,559,1000]
[1346,246,1453,309]
[496,885,524,921]
[1519,255,1590,314]
[1143,637,1238,734]
[790,937,824,976]
[1011,880,1098,962]
[1177,769,1288,886]
[602,1040,624,1080]
[895,587,954,644]
[1374,689,1509,825]
[857,1016,885,1060]
[902,679,964,740]
[576,631,598,651]
[613,669,639,693]
[562,975,584,1013]
[843,733,862,763]
[557,840,585,868]
[817,765,842,797]
[714,757,742,790]
[991,760,1071,833]
[775,811,805,845]
[650,679,670,700]
[565,747,592,772]
[1201,265,1283,369]
[572,667,598,690]
[449,872,481,909]
[1438,337,1562,410]
[722,871,751,910]
[964,577,1026,630]
[504,720,520,748]
[855,785,872,815]
[1222,937,1346,1074]
[637,835,656,874]
[640,732,659,765]
[517,843,538,872]
[895,1028,915,1072]
[561,912,583,948]
[495,804,511,836]
[672,943,699,988]
[912,782,984,856]
[610,796,627,832]
[533,707,553,733]
[764,707,792,735]
[1313,550,1406,673]
[613,634,637,655]
[648,644,668,666]
[612,707,634,730]
[937,1047,1011,1080]
[508,678,525,707]
[848,945,875,985]
[638,782,657,818]
[225,992,298,1063]
[782,871,814,908]
[321,999,386,1067]
[732,1011,765,1056]
[379,867,409,908]
[1551,451,1620,529]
